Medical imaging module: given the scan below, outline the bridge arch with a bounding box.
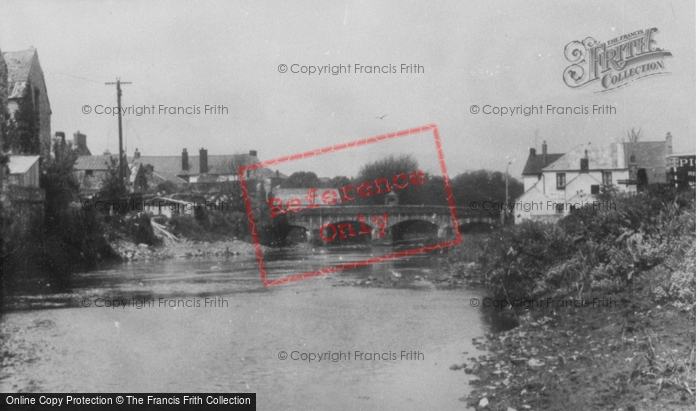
[285,224,311,244]
[320,219,375,245]
[389,219,440,244]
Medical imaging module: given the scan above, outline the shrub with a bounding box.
[447,187,695,304]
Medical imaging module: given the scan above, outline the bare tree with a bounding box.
[618,127,643,143]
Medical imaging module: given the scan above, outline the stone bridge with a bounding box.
[281,205,500,244]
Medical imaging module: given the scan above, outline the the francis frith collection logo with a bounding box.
[563,28,672,92]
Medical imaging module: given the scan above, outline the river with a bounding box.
[1,246,510,410]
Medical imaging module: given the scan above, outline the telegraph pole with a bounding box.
[105,78,131,185]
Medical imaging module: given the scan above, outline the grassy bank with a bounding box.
[442,187,696,410]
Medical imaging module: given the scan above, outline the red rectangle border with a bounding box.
[239,124,462,287]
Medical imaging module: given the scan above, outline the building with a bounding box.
[143,197,196,218]
[52,131,92,156]
[73,153,130,196]
[521,141,565,192]
[0,47,7,154]
[142,163,188,189]
[73,145,286,196]
[131,148,275,183]
[667,152,696,188]
[3,48,52,159]
[7,155,40,187]
[130,148,286,192]
[622,133,671,186]
[514,134,672,223]
[0,48,7,184]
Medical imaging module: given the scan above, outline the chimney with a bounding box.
[134,148,140,159]
[541,140,548,166]
[249,150,258,157]
[666,132,673,154]
[182,148,189,171]
[73,131,86,148]
[55,131,66,143]
[529,147,536,157]
[199,148,208,174]
[580,150,589,172]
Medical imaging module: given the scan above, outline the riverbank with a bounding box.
[110,235,263,261]
[442,189,696,410]
[460,280,696,410]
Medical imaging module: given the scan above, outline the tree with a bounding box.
[98,157,128,200]
[0,106,9,176]
[5,87,40,155]
[326,175,351,188]
[412,174,449,206]
[450,170,524,207]
[42,140,79,232]
[281,171,322,188]
[618,127,643,143]
[355,154,422,205]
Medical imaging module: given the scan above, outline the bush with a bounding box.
[449,187,695,305]
[475,221,578,300]
[166,215,210,241]
[40,207,119,282]
[103,212,160,245]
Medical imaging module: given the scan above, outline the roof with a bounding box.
[521,153,565,175]
[144,196,192,205]
[3,48,51,112]
[272,187,340,205]
[132,154,257,176]
[74,155,119,171]
[128,163,145,184]
[152,171,187,185]
[544,143,625,171]
[7,155,40,174]
[131,153,285,179]
[3,48,35,84]
[623,141,667,168]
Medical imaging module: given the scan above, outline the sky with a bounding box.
[1,0,695,180]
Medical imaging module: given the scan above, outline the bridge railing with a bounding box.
[280,204,500,219]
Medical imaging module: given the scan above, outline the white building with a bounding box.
[514,134,672,224]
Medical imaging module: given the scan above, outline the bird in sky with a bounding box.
[375,114,388,120]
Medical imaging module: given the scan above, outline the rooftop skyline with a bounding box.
[1,0,695,180]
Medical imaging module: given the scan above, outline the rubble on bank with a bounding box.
[453,291,695,411]
[110,236,262,262]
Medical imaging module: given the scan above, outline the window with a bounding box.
[556,173,566,189]
[629,154,636,164]
[85,170,93,177]
[602,171,612,186]
[591,185,600,195]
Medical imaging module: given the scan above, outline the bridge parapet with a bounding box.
[278,205,498,219]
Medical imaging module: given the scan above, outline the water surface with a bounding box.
[1,247,506,410]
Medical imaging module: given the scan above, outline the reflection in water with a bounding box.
[1,246,511,410]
